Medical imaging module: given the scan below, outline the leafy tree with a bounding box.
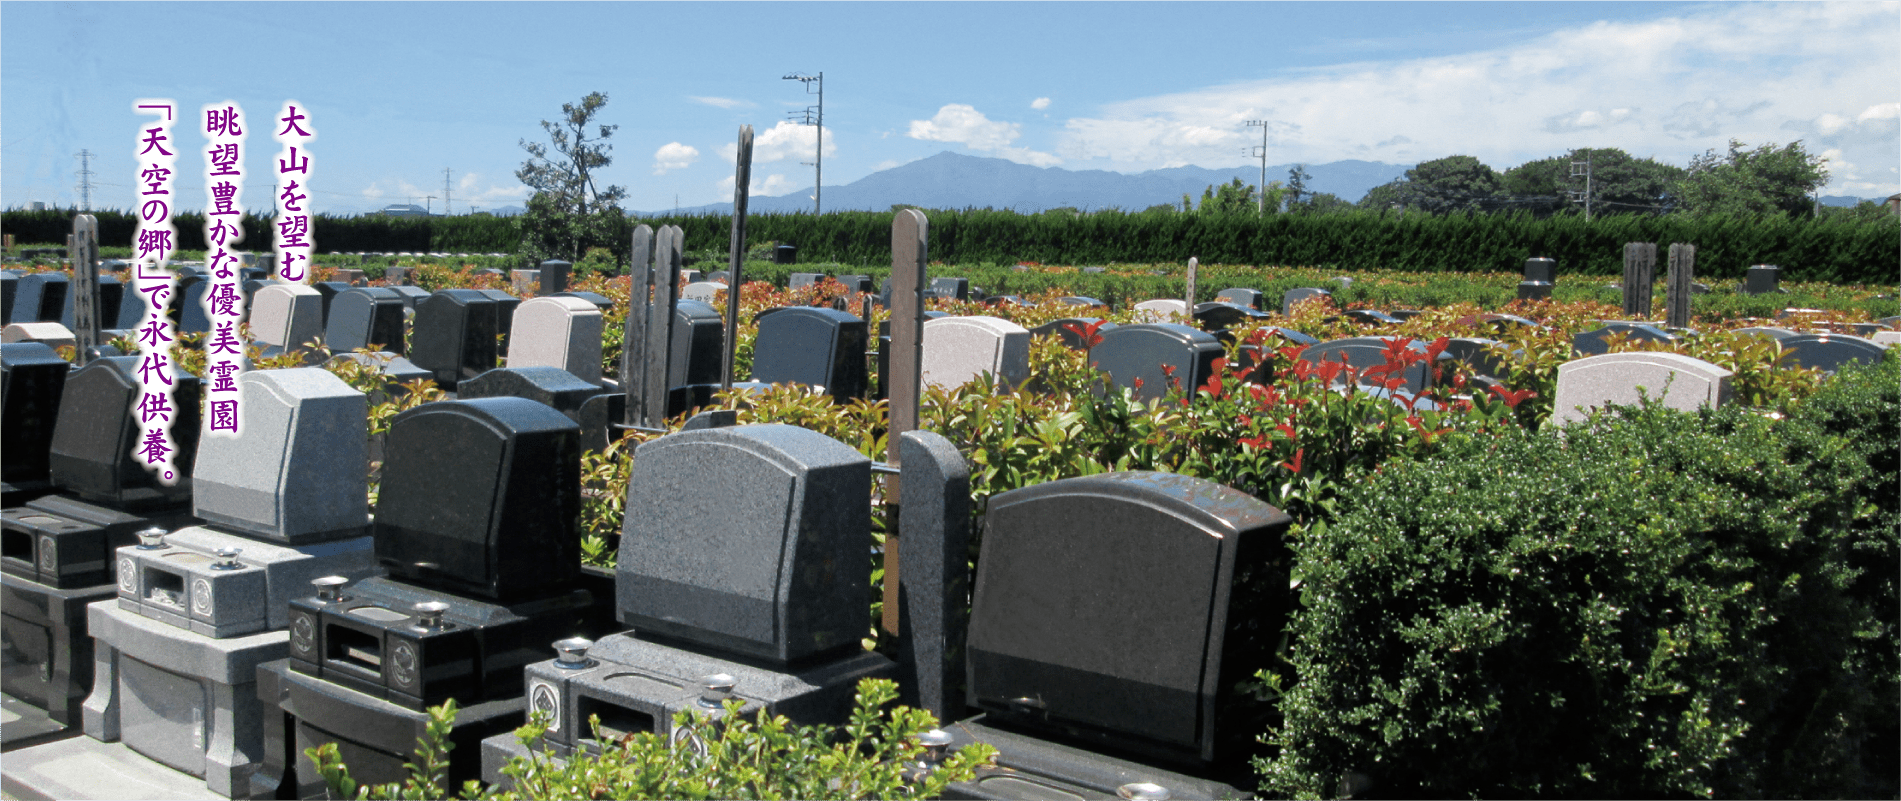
[1670,139,1829,217]
[1293,191,1353,214]
[1402,155,1502,213]
[1286,164,1313,206]
[517,92,628,265]
[1185,178,1285,215]
[1500,148,1685,216]
[1357,180,1409,211]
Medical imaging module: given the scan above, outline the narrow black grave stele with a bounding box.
[255,396,615,798]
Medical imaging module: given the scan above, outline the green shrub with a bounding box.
[307,678,996,800]
[1257,372,1898,798]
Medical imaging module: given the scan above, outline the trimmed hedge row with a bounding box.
[1258,353,1900,798]
[8,206,1895,284]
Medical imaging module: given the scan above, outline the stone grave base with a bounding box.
[3,692,78,752]
[3,574,117,734]
[82,601,286,798]
[941,717,1252,801]
[0,733,224,800]
[257,658,525,800]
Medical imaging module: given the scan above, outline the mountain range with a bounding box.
[641,152,1413,216]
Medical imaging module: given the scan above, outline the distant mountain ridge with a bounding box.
[642,152,1413,216]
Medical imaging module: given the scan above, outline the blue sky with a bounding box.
[3,1,1895,216]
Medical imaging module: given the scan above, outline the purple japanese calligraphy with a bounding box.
[273,102,314,284]
[202,101,248,436]
[133,99,181,483]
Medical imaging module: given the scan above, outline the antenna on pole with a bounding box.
[74,150,96,211]
[1245,121,1269,215]
[784,71,824,214]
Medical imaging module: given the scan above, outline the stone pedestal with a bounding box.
[83,601,287,797]
[2,572,117,735]
[941,718,1251,800]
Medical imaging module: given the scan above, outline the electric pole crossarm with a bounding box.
[783,71,824,214]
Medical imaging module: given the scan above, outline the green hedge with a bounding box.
[1258,353,1900,798]
[10,206,1894,284]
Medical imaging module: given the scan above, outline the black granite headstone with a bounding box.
[167,274,210,335]
[931,277,970,301]
[963,471,1293,770]
[477,289,520,352]
[538,260,571,296]
[58,275,122,335]
[324,287,407,355]
[1523,257,1556,284]
[455,366,609,451]
[1744,264,1780,295]
[1779,334,1886,373]
[1440,337,1513,380]
[1088,323,1224,403]
[0,271,18,323]
[789,272,823,291]
[1572,321,1676,356]
[46,355,200,509]
[10,273,69,324]
[1298,336,1443,395]
[1193,302,1272,333]
[311,281,352,325]
[1341,309,1403,326]
[1280,287,1331,316]
[372,397,581,601]
[1028,318,1117,351]
[1215,288,1263,310]
[749,306,868,402]
[2,343,69,489]
[408,289,498,389]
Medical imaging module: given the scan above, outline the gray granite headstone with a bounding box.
[893,430,969,723]
[1132,298,1188,323]
[1552,351,1732,425]
[506,296,604,385]
[748,306,869,401]
[250,283,325,351]
[11,273,69,324]
[1298,336,1442,395]
[618,424,870,665]
[920,316,1030,391]
[1215,288,1263,310]
[1573,321,1676,356]
[190,368,368,543]
[1089,323,1224,403]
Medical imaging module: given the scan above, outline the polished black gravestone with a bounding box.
[58,275,124,334]
[9,272,69,324]
[660,299,726,416]
[1028,318,1117,351]
[943,472,1293,799]
[1088,324,1224,404]
[1215,288,1263,310]
[1298,336,1446,395]
[744,306,869,402]
[1440,337,1514,382]
[324,287,407,356]
[1779,333,1886,373]
[456,366,611,452]
[2,356,201,744]
[1192,301,1272,333]
[2,343,69,507]
[477,289,520,352]
[171,275,213,335]
[489,425,893,768]
[310,281,351,324]
[408,289,499,390]
[932,277,970,301]
[1280,287,1331,316]
[0,270,18,322]
[264,397,608,797]
[1573,321,1676,356]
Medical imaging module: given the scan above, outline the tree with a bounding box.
[517,92,628,264]
[1286,164,1313,206]
[1670,139,1830,217]
[1402,155,1502,213]
[1185,178,1285,215]
[1357,180,1409,211]
[1293,191,1353,214]
[1500,148,1685,217]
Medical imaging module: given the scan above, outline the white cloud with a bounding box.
[1031,97,1051,110]
[689,96,754,109]
[909,104,1062,167]
[1051,2,1898,194]
[875,159,902,171]
[716,172,801,198]
[653,142,700,175]
[722,121,836,165]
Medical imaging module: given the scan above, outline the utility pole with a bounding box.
[74,150,96,211]
[1245,120,1269,215]
[443,168,453,215]
[784,72,823,214]
[1570,149,1594,222]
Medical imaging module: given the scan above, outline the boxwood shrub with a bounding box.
[1257,352,1898,799]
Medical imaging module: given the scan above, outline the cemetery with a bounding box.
[1,211,1897,800]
